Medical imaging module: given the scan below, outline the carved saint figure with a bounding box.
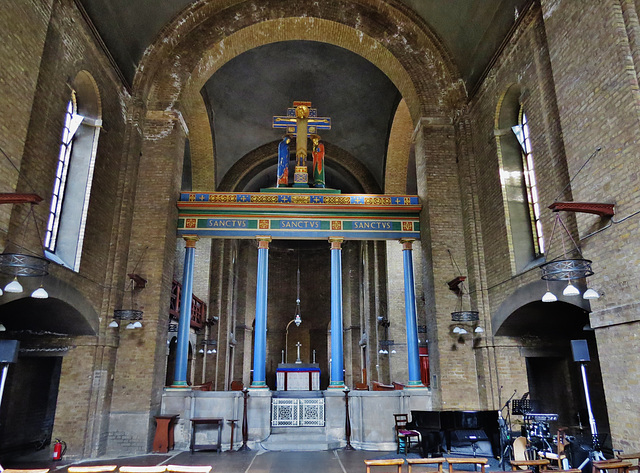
[277,136,291,186]
[312,136,325,188]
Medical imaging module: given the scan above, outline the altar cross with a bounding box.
[272,101,332,136]
[295,341,302,364]
[273,101,331,186]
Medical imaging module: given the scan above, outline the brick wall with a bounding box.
[0,0,54,250]
[539,0,640,452]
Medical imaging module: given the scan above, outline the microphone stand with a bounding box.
[499,390,517,470]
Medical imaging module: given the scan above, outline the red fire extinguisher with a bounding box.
[52,438,67,461]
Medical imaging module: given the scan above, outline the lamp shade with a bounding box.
[4,278,23,293]
[108,320,119,328]
[542,291,558,303]
[563,282,580,296]
[31,286,48,299]
[583,288,600,300]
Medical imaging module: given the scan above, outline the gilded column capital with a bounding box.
[183,235,199,248]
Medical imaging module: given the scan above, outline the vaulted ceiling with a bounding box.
[78,0,531,192]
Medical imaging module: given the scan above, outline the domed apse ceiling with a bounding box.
[203,41,401,192]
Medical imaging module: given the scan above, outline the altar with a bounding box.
[276,363,321,391]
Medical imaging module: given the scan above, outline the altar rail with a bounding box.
[272,398,325,427]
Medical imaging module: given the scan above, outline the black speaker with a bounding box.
[0,340,20,363]
[571,339,590,362]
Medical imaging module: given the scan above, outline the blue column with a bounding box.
[172,236,198,387]
[329,237,345,389]
[251,236,271,388]
[401,239,425,388]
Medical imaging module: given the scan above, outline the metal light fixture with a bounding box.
[540,212,599,301]
[447,250,480,323]
[201,339,217,355]
[285,250,303,363]
[112,309,143,329]
[0,197,51,299]
[111,277,144,329]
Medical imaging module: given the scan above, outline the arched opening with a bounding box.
[495,295,610,441]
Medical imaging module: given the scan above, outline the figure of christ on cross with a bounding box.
[272,101,331,187]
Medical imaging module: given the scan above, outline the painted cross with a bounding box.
[272,101,332,136]
[273,101,331,187]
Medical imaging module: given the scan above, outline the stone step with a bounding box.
[260,426,340,451]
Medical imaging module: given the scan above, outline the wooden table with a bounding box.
[190,417,223,453]
[152,414,179,453]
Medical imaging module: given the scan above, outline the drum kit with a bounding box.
[499,393,564,469]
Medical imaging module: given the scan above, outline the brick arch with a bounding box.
[218,140,380,194]
[136,0,461,116]
[133,1,465,188]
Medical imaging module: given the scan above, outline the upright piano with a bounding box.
[406,410,500,457]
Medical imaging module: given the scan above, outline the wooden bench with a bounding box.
[448,457,489,473]
[68,467,117,473]
[406,457,446,473]
[592,460,633,473]
[364,459,404,473]
[618,453,640,473]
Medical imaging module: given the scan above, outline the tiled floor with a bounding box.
[1,449,502,473]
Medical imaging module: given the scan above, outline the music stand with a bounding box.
[512,399,532,415]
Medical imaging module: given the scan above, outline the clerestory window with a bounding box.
[44,72,101,271]
[512,110,544,256]
[496,86,544,273]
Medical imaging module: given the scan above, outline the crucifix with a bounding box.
[295,341,303,364]
[272,101,331,187]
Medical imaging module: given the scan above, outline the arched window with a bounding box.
[496,86,544,273]
[44,72,101,271]
[512,110,544,256]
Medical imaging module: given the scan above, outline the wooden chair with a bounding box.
[539,428,569,469]
[447,457,489,473]
[364,459,404,473]
[166,466,212,473]
[512,436,531,469]
[68,467,117,473]
[394,413,422,455]
[407,457,446,473]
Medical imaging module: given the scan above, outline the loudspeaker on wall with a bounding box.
[571,339,590,362]
[0,339,20,363]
